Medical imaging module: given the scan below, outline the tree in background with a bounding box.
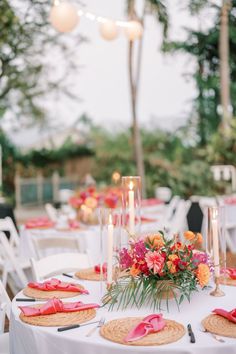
[0,0,85,126]
[126,0,168,197]
[164,0,235,144]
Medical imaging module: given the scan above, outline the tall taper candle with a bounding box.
[212,210,220,277]
[107,213,114,284]
[128,181,135,235]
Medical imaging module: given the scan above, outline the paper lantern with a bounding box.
[100,20,119,40]
[125,20,143,41]
[50,1,79,33]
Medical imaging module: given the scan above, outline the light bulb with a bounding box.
[50,1,79,33]
[100,20,119,41]
[125,20,143,41]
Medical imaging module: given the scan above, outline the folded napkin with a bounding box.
[140,216,158,223]
[25,217,54,229]
[141,198,163,207]
[225,268,236,280]
[28,278,89,294]
[19,297,99,317]
[68,220,80,229]
[94,263,107,274]
[124,314,166,342]
[213,308,236,323]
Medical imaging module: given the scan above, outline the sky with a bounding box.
[6,0,218,147]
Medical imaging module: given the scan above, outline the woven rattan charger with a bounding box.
[100,317,185,346]
[75,268,106,281]
[23,282,86,300]
[20,304,96,327]
[202,314,236,338]
[219,276,236,286]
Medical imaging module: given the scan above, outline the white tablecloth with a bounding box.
[19,226,101,264]
[10,276,236,354]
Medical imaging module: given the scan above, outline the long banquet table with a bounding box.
[10,276,236,354]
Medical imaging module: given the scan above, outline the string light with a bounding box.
[50,0,143,40]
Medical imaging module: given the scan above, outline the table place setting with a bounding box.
[18,297,100,327]
[22,278,89,300]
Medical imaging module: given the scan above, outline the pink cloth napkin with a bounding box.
[28,278,89,294]
[213,308,236,323]
[225,268,236,280]
[94,263,107,274]
[124,314,166,342]
[25,217,54,229]
[19,297,99,317]
[68,220,80,229]
[141,198,163,207]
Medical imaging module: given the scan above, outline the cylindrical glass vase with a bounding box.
[206,206,226,280]
[121,176,141,245]
[99,208,121,288]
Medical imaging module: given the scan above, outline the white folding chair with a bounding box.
[0,217,20,250]
[155,187,172,203]
[0,280,11,353]
[45,203,58,222]
[32,236,81,259]
[31,252,91,282]
[168,200,191,237]
[58,189,74,204]
[0,232,28,293]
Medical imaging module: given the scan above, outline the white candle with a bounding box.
[212,213,220,277]
[128,181,135,235]
[107,214,114,284]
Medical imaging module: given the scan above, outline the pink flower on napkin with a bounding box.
[213,308,236,323]
[28,278,89,294]
[124,314,166,342]
[19,298,100,317]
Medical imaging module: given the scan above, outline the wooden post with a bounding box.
[52,171,60,202]
[37,172,43,205]
[15,173,21,209]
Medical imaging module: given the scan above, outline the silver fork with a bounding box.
[200,326,225,343]
[85,317,105,337]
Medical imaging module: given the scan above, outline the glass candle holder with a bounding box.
[99,208,121,287]
[121,176,141,244]
[206,206,226,296]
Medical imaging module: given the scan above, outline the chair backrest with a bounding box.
[31,252,91,282]
[0,280,11,333]
[32,236,81,259]
[155,187,172,202]
[164,196,181,222]
[0,232,28,288]
[45,203,58,222]
[0,217,19,248]
[58,189,74,204]
[168,200,191,236]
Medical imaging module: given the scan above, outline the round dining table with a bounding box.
[9,275,236,354]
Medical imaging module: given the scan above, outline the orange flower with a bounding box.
[146,233,164,249]
[184,230,195,241]
[85,197,98,209]
[196,233,203,244]
[167,261,177,274]
[196,263,210,287]
[130,265,140,277]
[168,254,179,262]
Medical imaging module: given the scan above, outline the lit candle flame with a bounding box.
[129,181,134,190]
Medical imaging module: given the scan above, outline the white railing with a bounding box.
[15,172,79,208]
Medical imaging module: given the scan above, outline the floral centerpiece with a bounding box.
[69,186,121,224]
[103,230,211,310]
